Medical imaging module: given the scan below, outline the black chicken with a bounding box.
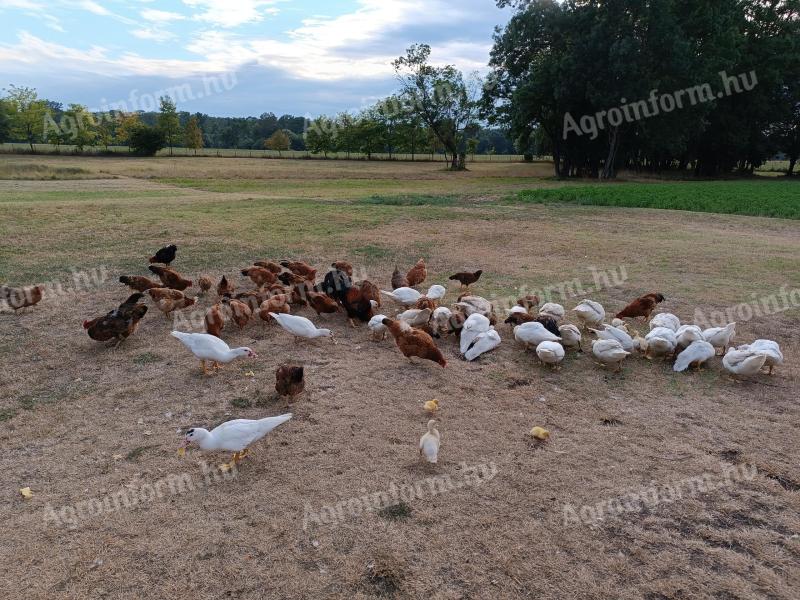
[149,244,178,265]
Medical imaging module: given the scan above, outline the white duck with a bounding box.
[270,313,333,341]
[723,347,767,380]
[702,322,736,355]
[539,302,565,321]
[380,287,422,306]
[432,306,453,334]
[737,339,783,375]
[182,414,292,466]
[425,284,446,302]
[589,324,634,352]
[454,295,493,319]
[573,300,605,328]
[397,308,433,327]
[464,328,501,361]
[673,341,716,372]
[592,339,630,372]
[505,305,528,315]
[558,324,582,351]
[645,327,677,359]
[650,313,680,332]
[675,324,704,349]
[368,314,389,341]
[514,321,561,349]
[171,331,257,375]
[536,341,565,369]
[460,313,491,354]
[419,419,440,464]
[611,318,628,330]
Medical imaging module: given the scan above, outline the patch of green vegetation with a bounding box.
[134,352,162,365]
[378,501,412,520]
[0,408,17,422]
[230,397,252,409]
[0,190,183,203]
[351,244,393,261]
[506,180,800,219]
[357,194,460,206]
[0,163,98,180]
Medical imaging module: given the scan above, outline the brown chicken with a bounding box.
[147,287,185,302]
[415,296,436,311]
[383,318,446,367]
[83,293,148,346]
[253,260,282,274]
[223,297,252,329]
[504,311,536,326]
[359,279,381,307]
[198,275,214,294]
[341,284,375,327]
[259,294,291,321]
[278,271,307,286]
[331,261,354,277]
[406,258,427,287]
[517,294,540,311]
[148,265,192,291]
[234,289,271,312]
[217,275,235,297]
[307,290,340,316]
[275,364,305,399]
[119,275,164,292]
[241,266,277,287]
[616,293,665,320]
[153,291,197,317]
[289,281,312,306]
[2,284,44,311]
[391,265,409,289]
[205,303,225,337]
[280,260,317,281]
[448,270,482,289]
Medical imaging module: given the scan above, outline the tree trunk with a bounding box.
[788,156,797,176]
[600,127,620,180]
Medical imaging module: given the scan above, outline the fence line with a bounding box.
[0,143,545,163]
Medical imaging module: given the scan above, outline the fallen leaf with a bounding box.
[20,487,33,499]
[244,371,255,378]
[177,447,186,457]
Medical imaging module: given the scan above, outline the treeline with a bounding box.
[485,0,800,177]
[0,86,516,158]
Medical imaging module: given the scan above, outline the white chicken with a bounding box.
[591,339,630,372]
[460,313,491,354]
[538,302,565,321]
[722,347,768,380]
[645,327,677,359]
[649,313,680,332]
[673,340,716,372]
[514,321,561,349]
[558,324,582,351]
[464,328,501,361]
[736,339,783,375]
[536,340,565,369]
[675,324,704,349]
[702,323,736,355]
[368,314,389,341]
[182,414,292,466]
[589,324,634,352]
[573,299,605,328]
[380,287,422,306]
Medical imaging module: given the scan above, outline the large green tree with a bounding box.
[158,96,181,155]
[5,85,47,152]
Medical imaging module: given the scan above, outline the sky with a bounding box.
[0,0,512,117]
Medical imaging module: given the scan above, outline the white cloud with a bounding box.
[131,27,177,42]
[73,0,110,16]
[141,9,186,23]
[182,0,278,28]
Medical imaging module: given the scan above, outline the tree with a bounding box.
[157,96,181,155]
[5,85,47,152]
[63,104,97,152]
[304,117,336,157]
[264,128,290,157]
[466,138,478,160]
[393,44,480,170]
[0,99,11,143]
[184,116,204,155]
[128,124,166,156]
[96,115,114,151]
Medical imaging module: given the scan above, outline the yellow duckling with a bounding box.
[424,399,439,413]
[530,426,550,440]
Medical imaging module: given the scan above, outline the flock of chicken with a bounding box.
[12,243,787,466]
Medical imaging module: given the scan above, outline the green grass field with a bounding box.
[508,179,800,219]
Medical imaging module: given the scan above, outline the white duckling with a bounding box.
[514,321,561,349]
[536,340,565,369]
[460,313,491,354]
[673,340,716,372]
[611,318,628,330]
[675,324,704,349]
[182,413,292,466]
[464,328,501,361]
[425,284,446,302]
[539,302,565,321]
[454,295,493,319]
[558,324,583,351]
[432,306,453,334]
[397,308,433,327]
[702,322,736,355]
[645,326,677,359]
[171,331,257,375]
[649,313,680,332]
[419,419,440,464]
[592,338,630,372]
[737,339,783,375]
[723,347,767,380]
[589,324,634,352]
[380,287,422,306]
[270,313,333,341]
[573,299,605,328]
[368,314,389,341]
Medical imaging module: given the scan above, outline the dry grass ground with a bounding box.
[0,156,798,599]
